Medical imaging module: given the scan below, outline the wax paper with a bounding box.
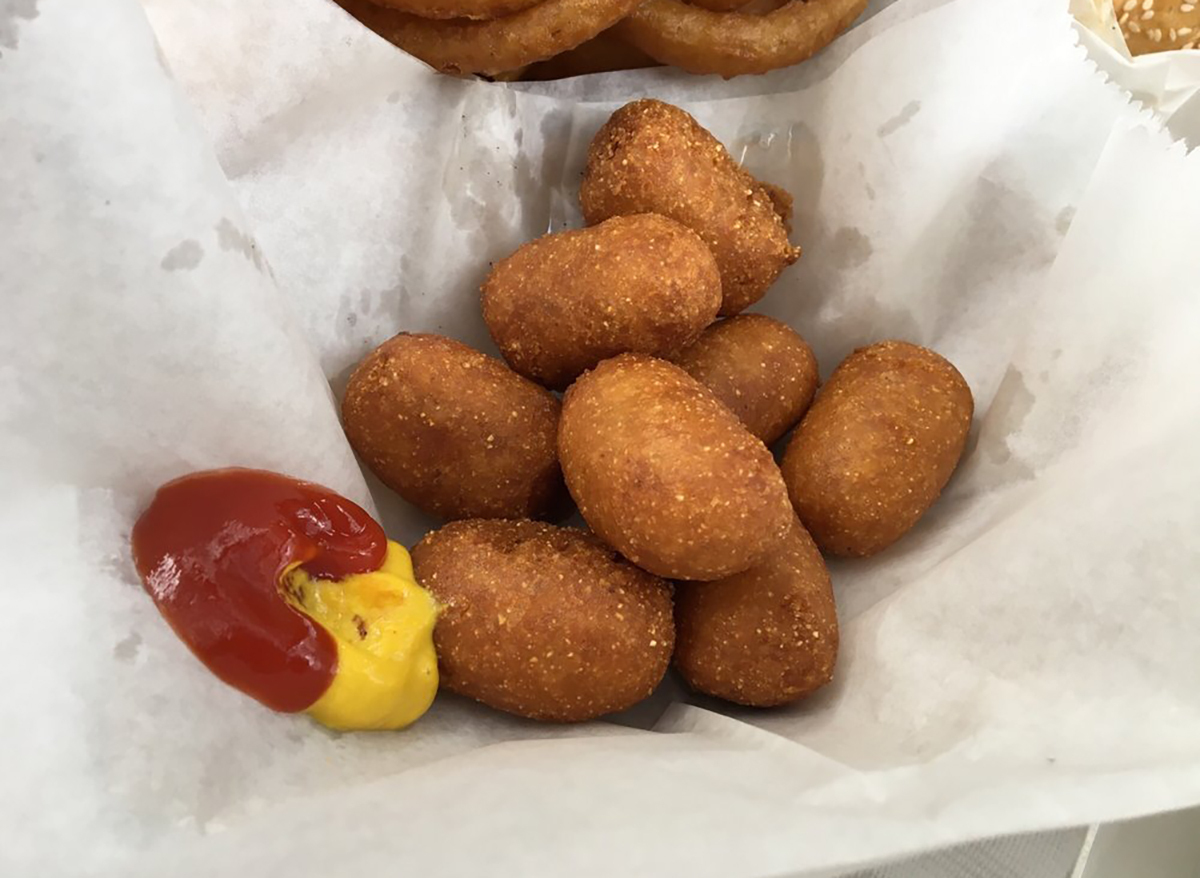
[1071,0,1200,146]
[4,0,1200,875]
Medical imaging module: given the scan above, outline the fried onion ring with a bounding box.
[683,0,756,11]
[615,0,869,77]
[340,0,643,76]
[521,29,658,79]
[735,0,792,13]
[361,0,544,21]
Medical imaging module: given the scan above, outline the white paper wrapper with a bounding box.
[1071,0,1200,146]
[4,0,1200,875]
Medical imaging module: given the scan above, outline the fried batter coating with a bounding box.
[355,0,542,21]
[760,182,794,235]
[342,333,565,521]
[559,353,793,580]
[581,99,800,316]
[615,0,869,77]
[412,519,674,721]
[483,214,722,391]
[339,0,643,76]
[671,314,818,445]
[520,28,659,79]
[781,341,973,557]
[685,0,757,10]
[674,516,838,707]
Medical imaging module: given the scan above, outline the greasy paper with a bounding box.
[3,0,1200,875]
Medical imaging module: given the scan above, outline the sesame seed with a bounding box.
[1143,0,1153,10]
[1142,9,1155,19]
[1123,0,1136,9]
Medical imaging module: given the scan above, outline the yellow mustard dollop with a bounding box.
[283,541,439,731]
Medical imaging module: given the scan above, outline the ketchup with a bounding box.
[130,468,386,712]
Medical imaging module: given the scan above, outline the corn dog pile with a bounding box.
[337,99,974,722]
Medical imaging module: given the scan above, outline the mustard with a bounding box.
[283,542,439,731]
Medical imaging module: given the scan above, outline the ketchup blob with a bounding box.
[130,468,386,712]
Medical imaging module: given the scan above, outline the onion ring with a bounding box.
[615,0,869,77]
[339,0,644,76]
[735,0,792,13]
[521,29,658,79]
[361,0,544,21]
[683,0,756,12]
